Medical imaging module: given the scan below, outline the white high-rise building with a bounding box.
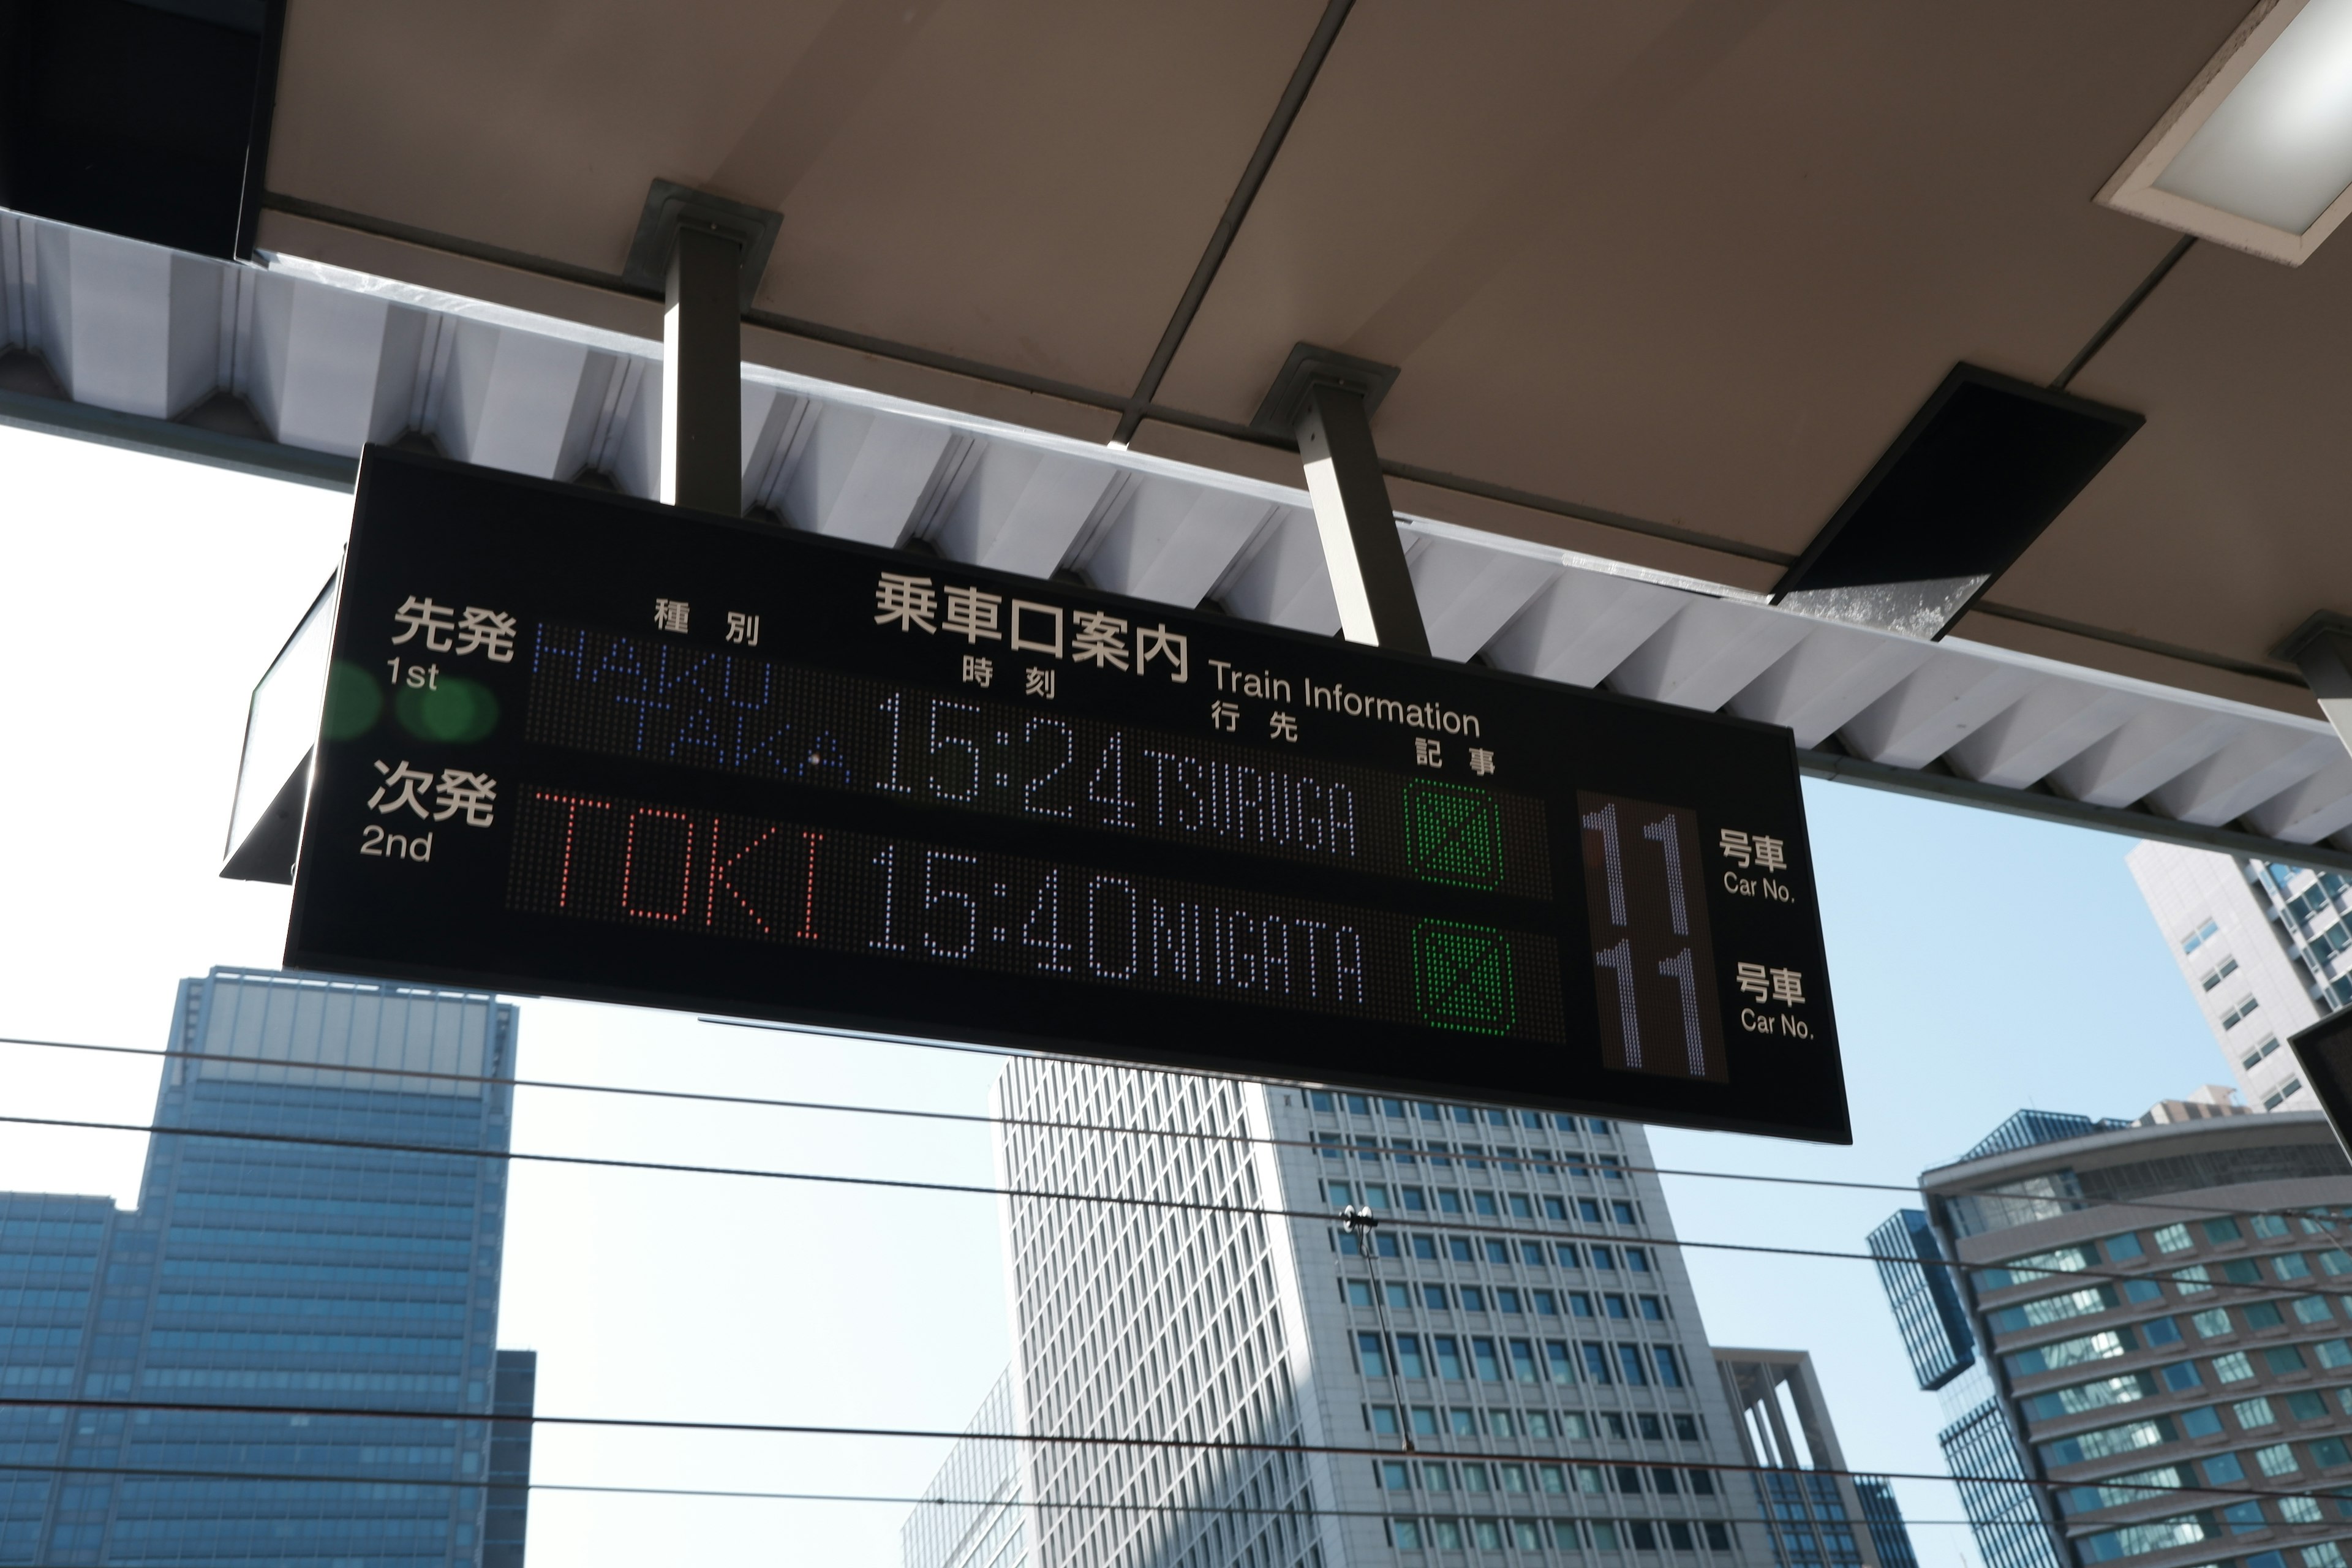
[2125,840,2352,1111]
[910,1058,1885,1568]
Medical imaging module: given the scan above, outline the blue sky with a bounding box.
[0,420,2239,1566]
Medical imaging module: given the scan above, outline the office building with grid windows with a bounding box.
[2127,842,2352,1112]
[917,1058,1866,1568]
[1714,1348,1917,1568]
[1875,1102,2352,1568]
[0,967,532,1566]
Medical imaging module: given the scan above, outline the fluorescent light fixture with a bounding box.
[2101,0,2352,265]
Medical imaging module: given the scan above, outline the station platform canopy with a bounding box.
[8,0,2352,869]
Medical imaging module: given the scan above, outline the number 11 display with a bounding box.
[1578,793,1725,1081]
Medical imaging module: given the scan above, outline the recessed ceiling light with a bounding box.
[2101,0,2352,265]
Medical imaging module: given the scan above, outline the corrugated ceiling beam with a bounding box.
[1607,599,1811,713]
[1482,573,1689,690]
[1803,748,2352,876]
[1942,680,2138,791]
[1726,625,1935,750]
[1404,533,1560,664]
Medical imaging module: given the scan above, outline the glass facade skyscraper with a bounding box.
[0,967,533,1566]
[1873,1102,2352,1568]
[903,1369,1030,1568]
[1866,1210,1974,1392]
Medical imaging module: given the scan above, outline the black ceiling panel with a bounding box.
[0,0,279,259]
[1774,364,2144,639]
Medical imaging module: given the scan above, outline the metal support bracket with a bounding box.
[624,181,782,514]
[2280,611,2352,758]
[1254,343,1425,654]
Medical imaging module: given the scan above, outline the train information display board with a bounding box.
[287,448,1849,1140]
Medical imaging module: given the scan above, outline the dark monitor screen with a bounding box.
[2291,1011,2352,1163]
[285,447,1850,1140]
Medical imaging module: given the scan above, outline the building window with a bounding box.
[2214,1352,2255,1382]
[2222,997,2260,1029]
[2201,956,2240,990]
[2184,918,2220,954]
[2254,1443,2299,1477]
[2154,1223,2193,1253]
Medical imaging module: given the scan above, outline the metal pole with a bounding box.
[660,224,744,514]
[1341,1204,1414,1452]
[2285,615,2352,763]
[1294,381,1429,655]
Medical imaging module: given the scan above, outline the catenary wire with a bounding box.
[2,1030,2338,1237]
[11,1106,2347,1305]
[9,1042,2348,1519]
[0,1395,2331,1507]
[0,1458,2064,1527]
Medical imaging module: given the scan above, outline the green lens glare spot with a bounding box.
[1412,919,1517,1036]
[396,677,500,743]
[1404,778,1504,889]
[321,660,385,741]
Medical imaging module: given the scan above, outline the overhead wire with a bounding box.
[5,1029,2343,1237]
[10,1030,2352,1531]
[0,1458,2078,1528]
[0,1394,2333,1509]
[11,1104,2349,1307]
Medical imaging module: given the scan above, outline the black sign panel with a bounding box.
[287,448,1849,1140]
